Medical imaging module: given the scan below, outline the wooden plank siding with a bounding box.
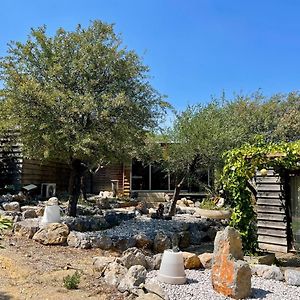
[92,162,124,195]
[0,139,22,188]
[21,159,70,193]
[256,169,289,253]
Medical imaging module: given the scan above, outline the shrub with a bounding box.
[63,271,81,290]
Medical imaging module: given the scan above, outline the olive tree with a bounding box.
[0,21,168,216]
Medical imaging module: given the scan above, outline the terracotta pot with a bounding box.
[195,208,232,219]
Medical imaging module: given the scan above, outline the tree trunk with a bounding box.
[168,175,186,217]
[68,159,84,217]
[168,154,200,217]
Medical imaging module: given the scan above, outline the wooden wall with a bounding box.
[256,169,289,253]
[92,162,125,195]
[0,138,22,188]
[21,159,70,193]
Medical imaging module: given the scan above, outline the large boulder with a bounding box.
[67,231,91,249]
[285,269,300,286]
[2,201,20,212]
[33,223,69,245]
[93,256,115,274]
[90,235,113,250]
[103,262,127,286]
[22,209,37,219]
[13,219,40,239]
[251,264,283,281]
[198,252,213,269]
[112,237,136,251]
[211,226,251,299]
[178,231,190,248]
[182,252,201,269]
[118,247,148,269]
[134,233,153,249]
[118,265,147,293]
[153,232,171,253]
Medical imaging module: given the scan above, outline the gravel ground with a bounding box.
[147,269,300,300]
[99,215,217,239]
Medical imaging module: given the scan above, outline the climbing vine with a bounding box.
[221,139,300,253]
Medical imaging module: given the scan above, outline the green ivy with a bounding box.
[221,139,300,253]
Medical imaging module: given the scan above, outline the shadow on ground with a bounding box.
[0,291,13,300]
[251,288,271,299]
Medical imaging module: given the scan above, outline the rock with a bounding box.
[182,252,201,269]
[152,253,163,270]
[285,269,300,286]
[178,231,190,248]
[118,247,148,269]
[136,293,163,300]
[22,209,37,219]
[0,194,13,203]
[90,235,113,250]
[206,227,217,241]
[251,264,284,281]
[198,252,213,269]
[170,233,180,248]
[93,256,115,274]
[144,280,168,300]
[35,207,45,217]
[244,253,276,265]
[135,233,153,249]
[33,223,69,245]
[211,226,251,299]
[113,237,136,251]
[189,224,208,245]
[118,265,147,293]
[104,262,128,286]
[13,219,40,239]
[136,202,149,215]
[67,231,91,249]
[153,232,172,253]
[2,201,20,212]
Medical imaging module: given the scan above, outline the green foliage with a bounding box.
[0,216,12,232]
[63,271,81,290]
[222,139,300,253]
[0,21,169,165]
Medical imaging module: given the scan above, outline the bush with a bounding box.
[63,271,81,290]
[0,216,12,231]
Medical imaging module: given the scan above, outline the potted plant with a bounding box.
[195,190,232,219]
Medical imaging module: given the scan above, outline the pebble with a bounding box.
[147,269,300,300]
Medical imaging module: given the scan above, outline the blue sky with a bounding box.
[1,0,300,111]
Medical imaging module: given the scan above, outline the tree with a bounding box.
[0,21,168,216]
[165,91,300,216]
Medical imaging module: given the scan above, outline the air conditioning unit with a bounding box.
[41,183,56,198]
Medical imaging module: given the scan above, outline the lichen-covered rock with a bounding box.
[118,247,148,269]
[118,265,147,293]
[33,223,69,245]
[104,262,127,286]
[211,226,251,299]
[13,219,40,239]
[198,252,213,269]
[153,232,171,253]
[182,252,201,269]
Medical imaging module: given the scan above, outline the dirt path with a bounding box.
[0,233,125,300]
